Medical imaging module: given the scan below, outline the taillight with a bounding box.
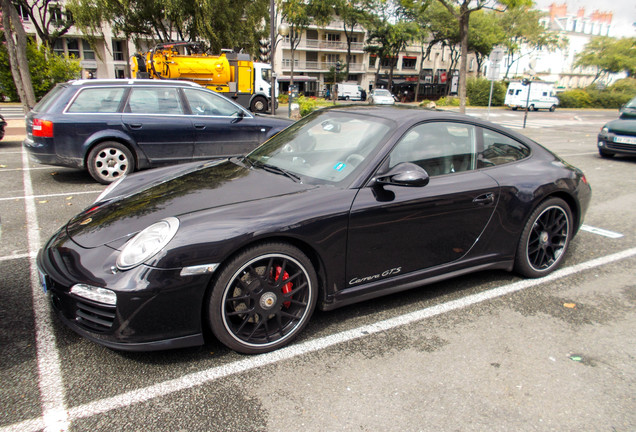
[32,118,54,138]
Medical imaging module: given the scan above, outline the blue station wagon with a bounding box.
[23,79,292,183]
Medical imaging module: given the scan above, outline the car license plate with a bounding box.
[614,135,636,145]
[39,270,48,294]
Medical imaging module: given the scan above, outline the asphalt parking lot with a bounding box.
[1,107,635,432]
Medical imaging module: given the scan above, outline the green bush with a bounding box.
[436,96,463,106]
[557,89,592,108]
[466,77,506,106]
[0,38,81,102]
[587,90,633,108]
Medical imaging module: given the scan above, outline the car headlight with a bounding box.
[601,127,609,134]
[116,217,179,270]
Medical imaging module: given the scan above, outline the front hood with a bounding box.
[606,118,636,135]
[67,159,315,248]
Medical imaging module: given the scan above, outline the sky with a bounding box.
[533,0,636,37]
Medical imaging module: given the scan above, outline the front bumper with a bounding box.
[37,227,209,351]
[597,132,636,155]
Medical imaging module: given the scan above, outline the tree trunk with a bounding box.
[1,0,36,111]
[458,10,469,114]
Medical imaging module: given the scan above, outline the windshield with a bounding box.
[626,97,636,109]
[375,89,391,96]
[247,110,394,185]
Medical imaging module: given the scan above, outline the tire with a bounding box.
[511,107,518,111]
[208,242,318,354]
[549,105,556,112]
[250,96,268,113]
[87,141,134,184]
[529,104,536,112]
[599,148,615,158]
[514,198,573,278]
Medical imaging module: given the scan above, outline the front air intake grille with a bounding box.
[607,142,636,152]
[75,300,116,332]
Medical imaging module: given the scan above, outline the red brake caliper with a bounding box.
[275,266,293,308]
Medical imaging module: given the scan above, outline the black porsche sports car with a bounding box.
[38,106,591,354]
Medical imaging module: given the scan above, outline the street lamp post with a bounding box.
[269,3,289,116]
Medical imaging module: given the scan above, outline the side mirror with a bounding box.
[375,162,430,187]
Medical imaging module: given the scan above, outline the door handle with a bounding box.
[127,123,142,129]
[473,193,495,205]
[194,124,206,129]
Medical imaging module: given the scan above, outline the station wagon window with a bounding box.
[479,129,530,167]
[126,88,184,114]
[389,122,476,176]
[183,88,243,117]
[67,87,125,113]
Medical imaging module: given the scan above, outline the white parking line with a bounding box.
[0,190,102,202]
[0,253,34,262]
[21,148,69,432]
[0,167,57,172]
[580,225,624,239]
[3,246,635,432]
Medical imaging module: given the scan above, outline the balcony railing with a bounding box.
[283,38,365,52]
[281,59,365,72]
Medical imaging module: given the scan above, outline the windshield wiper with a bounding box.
[251,160,301,183]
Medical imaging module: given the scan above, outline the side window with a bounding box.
[126,87,183,114]
[389,122,476,176]
[67,87,125,113]
[183,89,244,117]
[479,129,530,168]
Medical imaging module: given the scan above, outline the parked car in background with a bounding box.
[23,79,293,183]
[368,89,395,105]
[37,106,591,355]
[597,95,636,158]
[0,114,6,140]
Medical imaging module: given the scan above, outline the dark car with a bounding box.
[37,106,591,354]
[23,79,292,183]
[597,95,636,158]
[0,114,6,140]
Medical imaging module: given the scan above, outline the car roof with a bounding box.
[321,105,537,144]
[67,79,202,88]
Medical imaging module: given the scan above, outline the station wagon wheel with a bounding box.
[87,141,134,184]
[208,243,318,354]
[514,198,573,278]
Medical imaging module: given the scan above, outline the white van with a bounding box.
[504,81,559,112]
[336,83,362,101]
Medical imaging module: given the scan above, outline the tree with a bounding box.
[279,0,313,88]
[1,0,36,111]
[14,0,74,47]
[67,0,270,56]
[330,0,373,76]
[575,37,636,82]
[467,10,505,76]
[365,5,419,91]
[431,0,530,113]
[0,39,82,101]
[499,5,563,79]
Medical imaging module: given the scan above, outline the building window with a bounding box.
[67,39,80,58]
[82,40,95,60]
[368,55,377,68]
[13,2,29,20]
[381,57,397,68]
[114,68,126,79]
[112,40,125,61]
[402,57,417,69]
[53,39,65,56]
[326,33,340,42]
[49,5,63,23]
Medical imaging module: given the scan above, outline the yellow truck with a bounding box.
[131,42,276,113]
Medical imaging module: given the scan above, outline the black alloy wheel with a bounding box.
[515,198,573,278]
[208,243,317,354]
[87,141,134,184]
